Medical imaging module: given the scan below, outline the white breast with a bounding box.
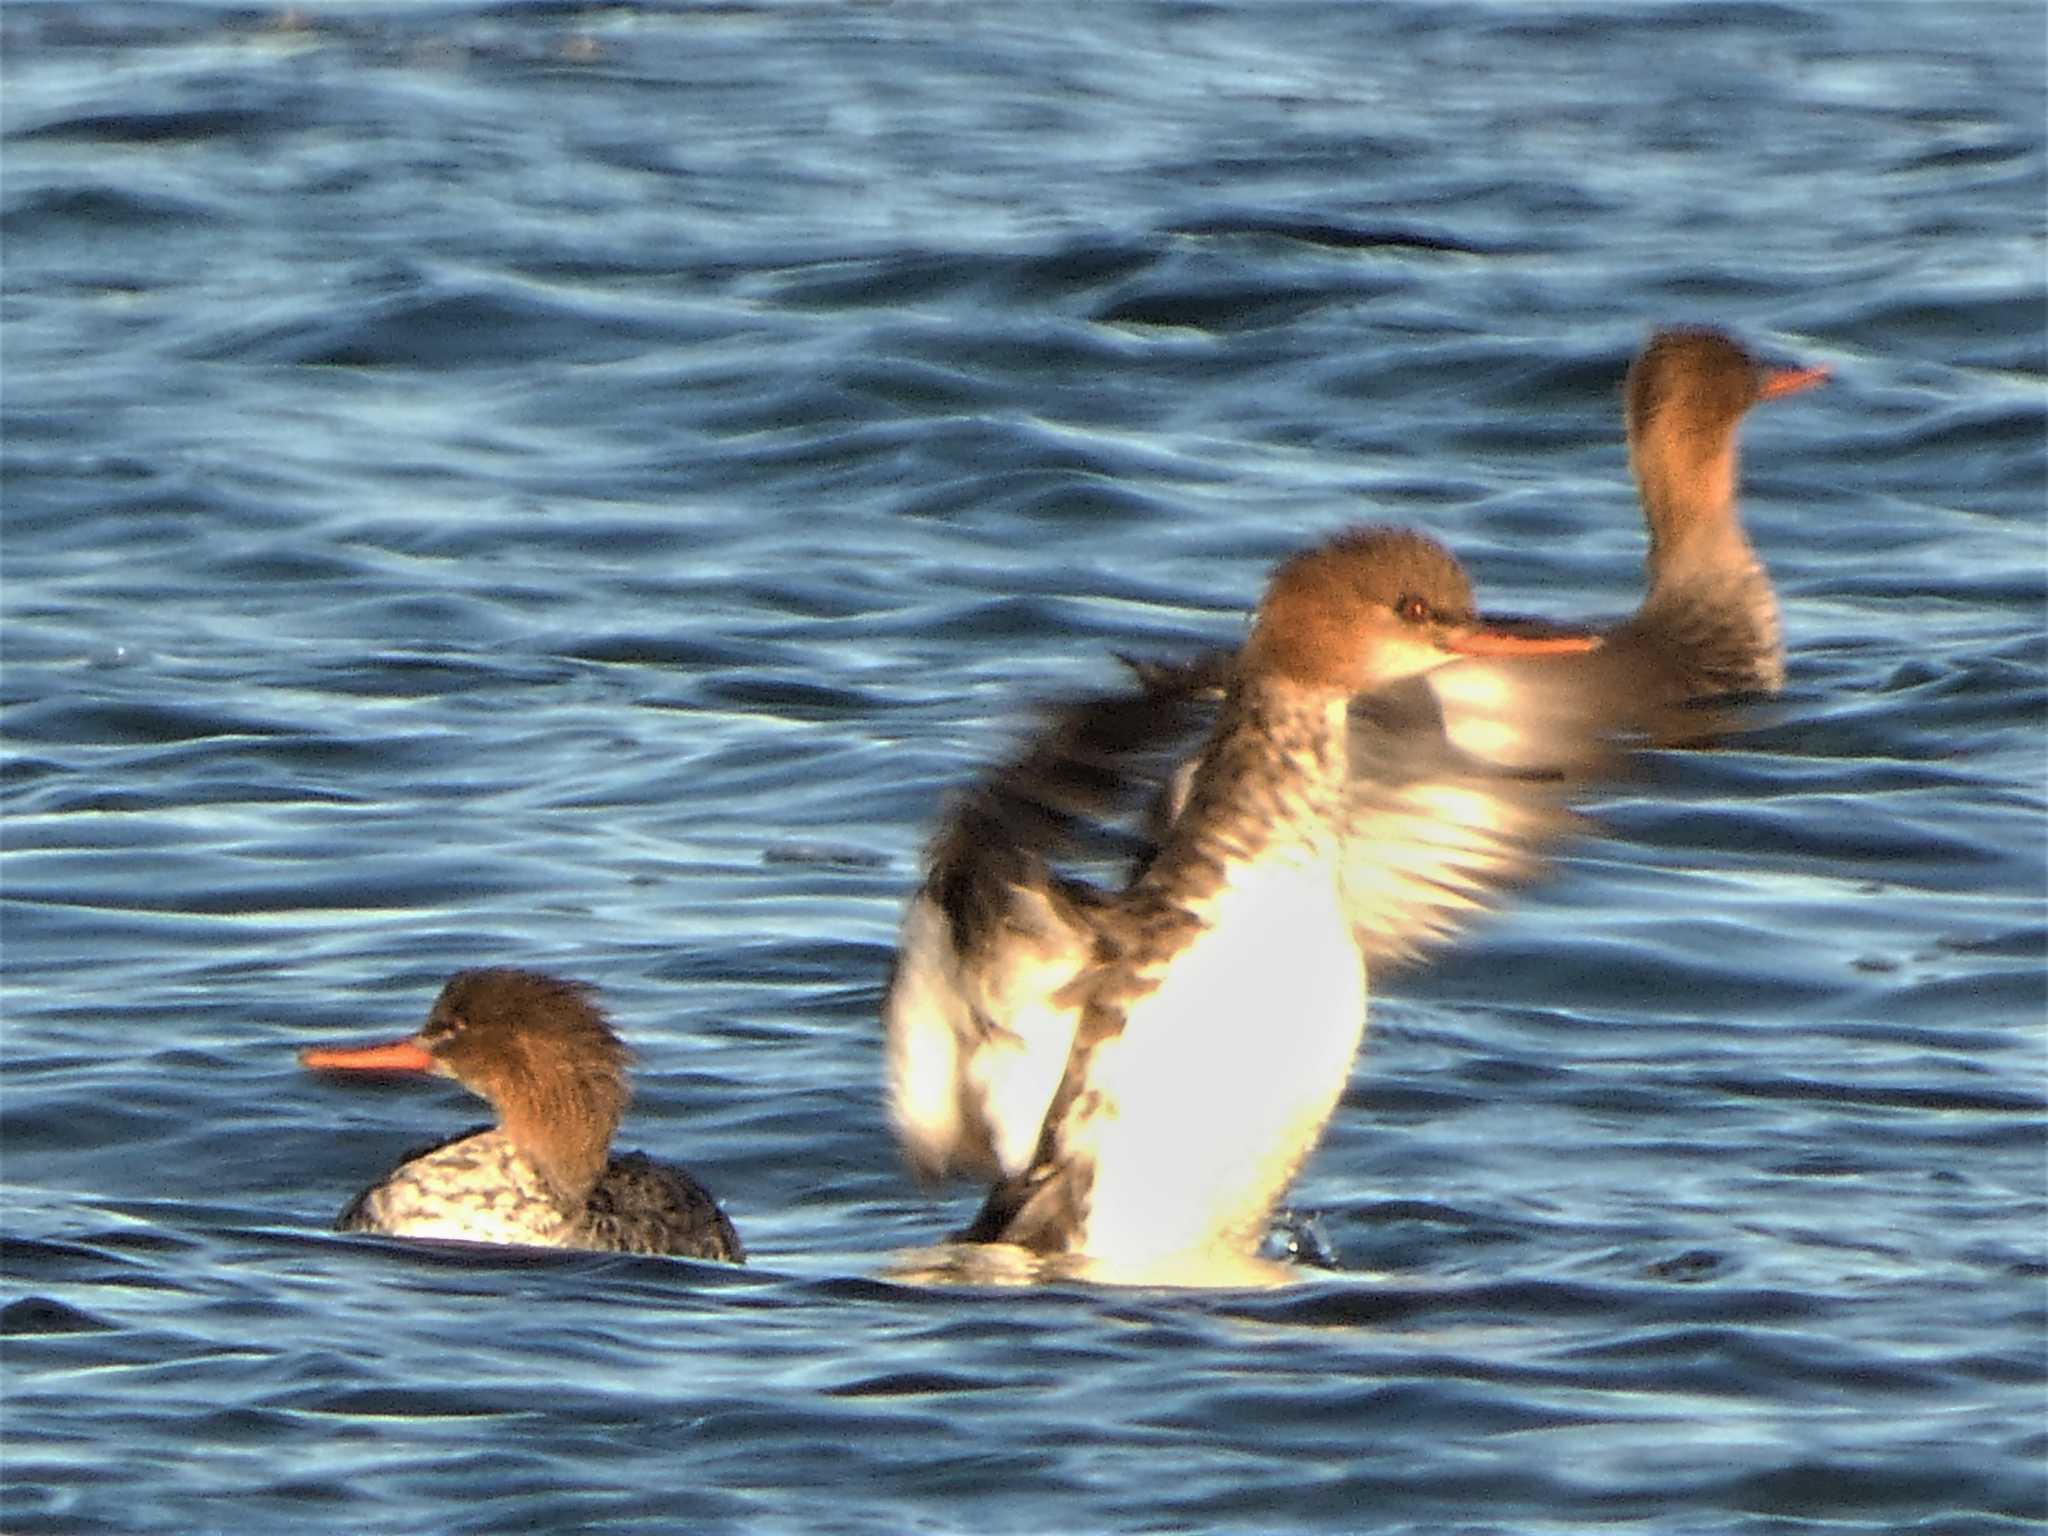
[1073,851,1367,1269]
[347,1130,579,1248]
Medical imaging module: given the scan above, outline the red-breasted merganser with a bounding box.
[884,526,1661,1278]
[301,968,743,1262]
[1424,328,1826,769]
[1615,326,1828,697]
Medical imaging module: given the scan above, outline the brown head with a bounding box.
[1623,328,1827,556]
[1240,525,1597,696]
[302,968,632,1208]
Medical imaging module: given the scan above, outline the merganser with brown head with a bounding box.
[885,527,1628,1280]
[301,968,743,1262]
[1615,325,1828,697]
[1423,327,1827,769]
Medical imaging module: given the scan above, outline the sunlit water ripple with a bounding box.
[3,3,2043,1533]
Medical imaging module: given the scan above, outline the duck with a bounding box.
[301,968,743,1262]
[1613,325,1828,697]
[881,525,1698,1279]
[1421,327,1827,770]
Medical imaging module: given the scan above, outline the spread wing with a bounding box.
[1129,583,1757,972]
[1117,653,1594,972]
[1334,676,1588,969]
[1348,590,1758,966]
[1430,578,1763,774]
[883,679,1214,1184]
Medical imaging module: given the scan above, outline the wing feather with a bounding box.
[1130,580,1759,971]
[882,678,1214,1183]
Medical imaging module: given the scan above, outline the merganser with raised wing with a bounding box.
[884,527,1675,1278]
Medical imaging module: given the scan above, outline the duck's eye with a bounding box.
[1396,594,1433,625]
[422,1011,467,1046]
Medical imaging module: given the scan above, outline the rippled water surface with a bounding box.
[4,3,2044,1532]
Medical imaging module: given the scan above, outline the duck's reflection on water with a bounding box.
[883,1241,1304,1290]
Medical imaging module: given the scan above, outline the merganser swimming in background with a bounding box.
[1613,326,1828,697]
[1131,327,1828,774]
[301,968,744,1262]
[883,526,1690,1279]
[1422,327,1827,769]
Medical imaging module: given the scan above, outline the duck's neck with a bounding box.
[1631,418,1783,692]
[1632,419,1760,594]
[493,1078,623,1210]
[1148,676,1351,895]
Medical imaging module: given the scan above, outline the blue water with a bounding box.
[3,2,2043,1531]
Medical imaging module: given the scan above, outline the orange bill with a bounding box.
[1759,363,1829,400]
[1446,625,1604,658]
[299,1036,437,1073]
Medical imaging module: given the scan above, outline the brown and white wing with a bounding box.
[1358,582,1765,965]
[885,868,1101,1185]
[1114,649,1597,969]
[883,678,1215,1184]
[1430,578,1763,774]
[1336,677,1588,969]
[1112,588,1763,976]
